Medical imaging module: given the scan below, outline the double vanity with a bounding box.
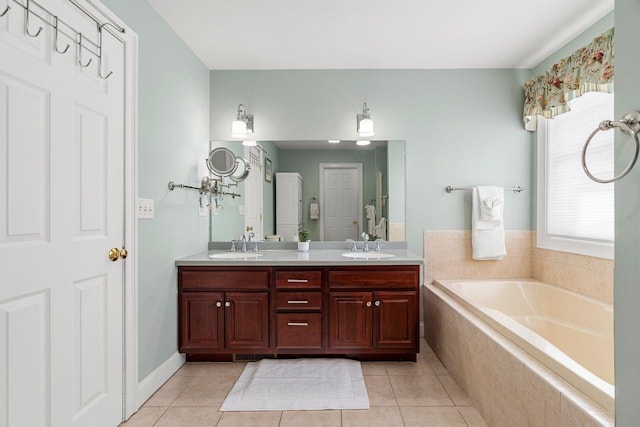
[175,248,423,361]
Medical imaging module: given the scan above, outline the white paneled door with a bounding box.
[320,164,362,241]
[0,1,126,426]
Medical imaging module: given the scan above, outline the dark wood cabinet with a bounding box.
[178,264,419,360]
[178,267,270,356]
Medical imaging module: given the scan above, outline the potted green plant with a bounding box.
[298,228,311,252]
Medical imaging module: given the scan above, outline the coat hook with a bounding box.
[0,5,10,18]
[97,24,112,79]
[24,0,43,38]
[77,33,92,67]
[53,16,69,54]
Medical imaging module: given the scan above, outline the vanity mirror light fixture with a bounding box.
[357,102,375,137]
[231,104,254,139]
[356,140,371,146]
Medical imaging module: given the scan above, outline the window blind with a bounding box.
[546,92,614,243]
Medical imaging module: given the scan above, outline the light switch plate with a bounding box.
[137,198,154,219]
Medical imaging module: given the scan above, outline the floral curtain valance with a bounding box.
[523,28,614,131]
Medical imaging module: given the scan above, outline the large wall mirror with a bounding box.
[208,140,406,243]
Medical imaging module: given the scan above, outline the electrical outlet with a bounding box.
[137,198,154,219]
[198,206,207,216]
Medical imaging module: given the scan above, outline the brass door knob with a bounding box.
[108,247,128,262]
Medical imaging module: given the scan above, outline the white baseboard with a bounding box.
[420,321,424,338]
[136,351,185,408]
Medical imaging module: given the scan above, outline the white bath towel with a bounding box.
[477,186,503,221]
[374,217,387,240]
[365,205,376,236]
[309,202,319,220]
[472,186,506,260]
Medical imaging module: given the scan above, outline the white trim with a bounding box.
[136,352,186,408]
[318,163,363,241]
[536,117,614,260]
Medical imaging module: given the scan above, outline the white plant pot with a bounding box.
[298,241,310,252]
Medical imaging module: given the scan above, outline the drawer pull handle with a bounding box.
[287,300,309,304]
[287,322,309,326]
[287,279,309,283]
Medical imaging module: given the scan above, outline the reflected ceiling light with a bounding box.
[357,102,375,137]
[356,140,371,146]
[242,140,257,146]
[231,104,254,139]
[328,140,340,144]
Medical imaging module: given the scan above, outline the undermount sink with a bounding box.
[341,252,395,259]
[208,252,263,259]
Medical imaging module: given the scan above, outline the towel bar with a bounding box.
[445,186,524,194]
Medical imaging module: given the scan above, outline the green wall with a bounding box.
[210,69,532,254]
[101,0,210,381]
[614,0,640,423]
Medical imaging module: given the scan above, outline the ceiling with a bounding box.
[147,0,613,70]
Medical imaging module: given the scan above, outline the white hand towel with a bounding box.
[472,186,506,260]
[365,205,376,236]
[477,186,503,221]
[309,202,319,220]
[374,217,387,240]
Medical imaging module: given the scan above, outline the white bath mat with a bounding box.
[220,358,369,411]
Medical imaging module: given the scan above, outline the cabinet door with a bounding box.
[328,292,372,349]
[225,292,270,348]
[374,291,417,348]
[179,292,224,352]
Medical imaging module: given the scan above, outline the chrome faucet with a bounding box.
[346,239,357,251]
[240,234,247,252]
[374,239,383,251]
[361,232,370,252]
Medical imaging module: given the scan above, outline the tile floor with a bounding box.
[120,339,489,427]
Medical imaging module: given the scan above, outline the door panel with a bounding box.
[225,292,269,348]
[179,292,224,351]
[375,291,417,347]
[0,1,126,425]
[322,166,361,241]
[328,292,372,349]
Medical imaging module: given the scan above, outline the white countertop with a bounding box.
[175,249,424,267]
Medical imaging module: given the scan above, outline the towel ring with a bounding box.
[582,111,640,184]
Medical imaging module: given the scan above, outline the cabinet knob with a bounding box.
[225,301,231,307]
[366,301,372,307]
[216,301,222,307]
[374,300,381,307]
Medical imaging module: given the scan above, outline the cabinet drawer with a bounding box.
[180,269,269,291]
[276,313,322,348]
[275,271,322,289]
[328,269,418,289]
[276,291,322,310]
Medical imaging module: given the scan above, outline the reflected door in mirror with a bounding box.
[322,165,362,241]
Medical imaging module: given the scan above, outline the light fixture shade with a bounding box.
[356,140,371,146]
[357,102,375,137]
[358,118,375,137]
[231,120,247,138]
[242,140,257,146]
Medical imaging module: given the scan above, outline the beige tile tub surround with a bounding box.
[424,285,614,427]
[423,230,614,303]
[533,241,614,304]
[423,230,533,286]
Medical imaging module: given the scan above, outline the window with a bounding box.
[537,91,614,259]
